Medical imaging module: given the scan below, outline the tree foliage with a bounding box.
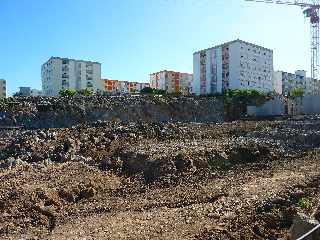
[59,88,94,97]
[77,88,94,97]
[290,87,304,98]
[140,87,166,95]
[224,89,268,106]
[223,89,270,120]
[58,89,77,97]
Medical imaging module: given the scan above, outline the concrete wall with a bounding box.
[247,98,284,117]
[302,95,320,114]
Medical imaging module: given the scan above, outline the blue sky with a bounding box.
[0,0,310,95]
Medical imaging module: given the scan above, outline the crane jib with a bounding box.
[245,0,320,82]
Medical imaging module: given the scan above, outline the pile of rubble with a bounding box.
[1,117,320,239]
[0,95,223,128]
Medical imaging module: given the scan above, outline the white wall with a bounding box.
[229,41,241,89]
[273,71,283,95]
[192,53,200,94]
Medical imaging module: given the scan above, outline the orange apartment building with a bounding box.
[103,79,150,94]
[150,70,193,95]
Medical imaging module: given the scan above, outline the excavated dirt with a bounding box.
[1,116,320,239]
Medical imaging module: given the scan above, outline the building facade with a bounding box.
[18,87,32,96]
[193,39,274,95]
[16,87,43,96]
[150,70,193,95]
[273,70,320,96]
[103,79,150,94]
[41,57,103,96]
[0,79,6,98]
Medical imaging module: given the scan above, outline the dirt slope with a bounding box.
[1,117,320,239]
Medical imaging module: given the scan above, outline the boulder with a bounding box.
[289,213,320,240]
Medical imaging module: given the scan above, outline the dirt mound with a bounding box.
[1,117,320,239]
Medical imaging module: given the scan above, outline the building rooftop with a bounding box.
[46,57,101,65]
[193,39,273,55]
[102,79,149,84]
[150,70,193,75]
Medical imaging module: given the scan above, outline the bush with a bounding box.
[298,197,313,210]
[77,88,94,97]
[58,89,77,97]
[291,87,304,99]
[141,87,166,95]
[223,88,270,120]
[59,88,94,97]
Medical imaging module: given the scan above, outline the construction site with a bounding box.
[0,95,319,239]
[3,0,320,239]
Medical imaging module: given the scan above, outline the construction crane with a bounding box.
[245,0,320,80]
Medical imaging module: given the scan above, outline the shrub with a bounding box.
[59,89,77,97]
[141,87,166,95]
[77,88,93,96]
[291,87,304,99]
[297,197,313,210]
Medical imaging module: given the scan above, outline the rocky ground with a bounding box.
[1,116,320,239]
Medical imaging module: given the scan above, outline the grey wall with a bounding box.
[302,95,320,115]
[247,98,284,117]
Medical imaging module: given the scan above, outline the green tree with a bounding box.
[223,88,269,120]
[291,87,304,99]
[59,89,77,97]
[77,88,93,96]
[141,87,166,95]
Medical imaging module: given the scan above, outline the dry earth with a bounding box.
[1,117,320,239]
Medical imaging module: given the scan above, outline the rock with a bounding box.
[289,213,320,240]
[0,158,29,170]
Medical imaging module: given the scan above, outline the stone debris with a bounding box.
[289,213,320,240]
[0,95,224,128]
[1,98,320,239]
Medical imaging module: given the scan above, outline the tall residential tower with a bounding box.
[41,57,103,96]
[193,39,274,95]
[0,79,6,98]
[150,70,193,95]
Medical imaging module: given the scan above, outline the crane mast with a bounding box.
[245,0,320,81]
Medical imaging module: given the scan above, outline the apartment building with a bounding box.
[273,70,320,96]
[150,70,193,95]
[193,39,274,95]
[0,79,6,98]
[16,87,43,96]
[103,79,150,94]
[41,57,103,96]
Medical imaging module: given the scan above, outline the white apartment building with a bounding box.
[41,57,103,96]
[0,79,6,98]
[273,70,320,96]
[193,39,274,95]
[150,70,193,95]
